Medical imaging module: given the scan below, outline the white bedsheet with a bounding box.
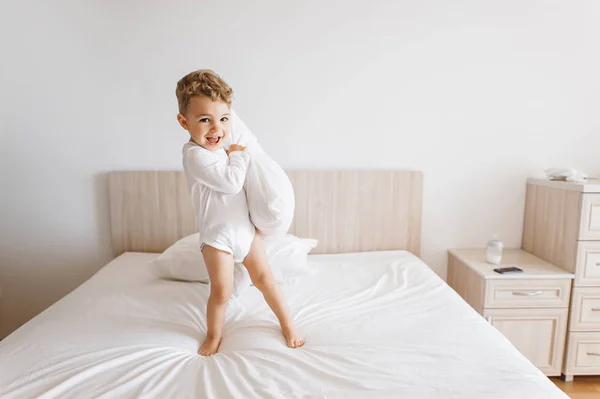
[0,251,567,399]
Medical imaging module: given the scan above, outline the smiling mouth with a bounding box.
[206,136,222,145]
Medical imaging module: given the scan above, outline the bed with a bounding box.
[0,170,568,399]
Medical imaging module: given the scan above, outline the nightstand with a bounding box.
[448,248,574,376]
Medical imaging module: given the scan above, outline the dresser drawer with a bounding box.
[580,194,600,240]
[575,241,600,286]
[563,332,600,376]
[570,288,600,331]
[484,279,571,308]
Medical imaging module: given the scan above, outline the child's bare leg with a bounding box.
[198,245,234,356]
[243,232,305,348]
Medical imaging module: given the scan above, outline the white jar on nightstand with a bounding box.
[486,237,503,265]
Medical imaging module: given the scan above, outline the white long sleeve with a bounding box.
[184,145,250,195]
[181,141,256,263]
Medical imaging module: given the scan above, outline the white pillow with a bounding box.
[149,233,207,282]
[225,110,295,237]
[263,234,318,281]
[244,151,295,237]
[150,233,317,285]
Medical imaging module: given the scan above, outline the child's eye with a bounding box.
[220,117,229,122]
[199,118,209,123]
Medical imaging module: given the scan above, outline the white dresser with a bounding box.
[522,178,600,381]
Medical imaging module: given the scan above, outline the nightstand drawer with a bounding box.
[485,279,571,308]
[564,332,600,375]
[580,194,600,240]
[484,307,567,376]
[575,241,600,286]
[570,288,600,331]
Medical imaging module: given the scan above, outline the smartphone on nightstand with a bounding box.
[493,266,523,274]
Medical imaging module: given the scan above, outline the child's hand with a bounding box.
[228,144,246,154]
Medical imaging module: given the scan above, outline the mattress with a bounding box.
[0,251,567,399]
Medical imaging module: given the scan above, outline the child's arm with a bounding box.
[186,147,250,194]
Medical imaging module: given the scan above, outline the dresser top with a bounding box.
[448,248,575,280]
[527,177,600,193]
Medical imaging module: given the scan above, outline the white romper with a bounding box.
[182,141,255,262]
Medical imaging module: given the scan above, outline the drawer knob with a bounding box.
[592,308,600,312]
[587,352,600,356]
[512,291,543,296]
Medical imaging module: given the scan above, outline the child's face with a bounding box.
[177,95,231,151]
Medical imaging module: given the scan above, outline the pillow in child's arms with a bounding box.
[149,233,317,283]
[225,110,295,237]
[245,152,295,237]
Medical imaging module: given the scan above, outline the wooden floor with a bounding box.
[551,376,600,399]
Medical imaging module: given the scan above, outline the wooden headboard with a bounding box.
[108,170,423,256]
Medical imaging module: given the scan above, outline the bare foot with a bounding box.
[198,336,221,356]
[282,324,305,348]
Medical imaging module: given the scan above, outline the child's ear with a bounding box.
[177,113,188,130]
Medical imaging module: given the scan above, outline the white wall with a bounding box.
[1,0,599,338]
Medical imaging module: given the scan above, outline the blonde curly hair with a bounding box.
[175,69,233,114]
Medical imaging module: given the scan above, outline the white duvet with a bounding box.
[0,251,567,399]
